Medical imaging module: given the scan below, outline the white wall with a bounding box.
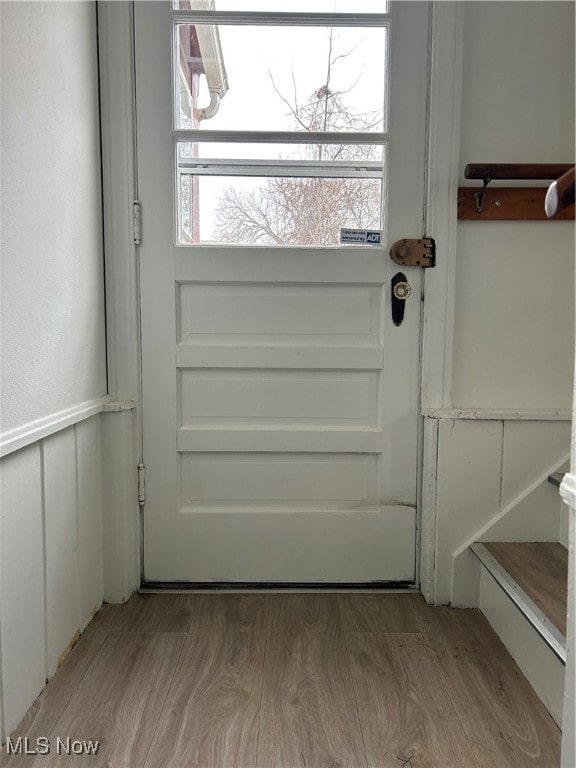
[429,1,575,603]
[0,1,107,432]
[453,1,575,408]
[0,1,107,739]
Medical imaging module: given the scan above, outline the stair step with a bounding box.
[470,542,566,662]
[483,541,568,636]
[470,541,567,726]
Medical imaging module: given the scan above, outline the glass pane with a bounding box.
[174,1,389,13]
[178,141,384,163]
[177,173,383,245]
[174,23,387,132]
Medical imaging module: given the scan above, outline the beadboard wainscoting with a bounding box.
[0,407,139,741]
[421,416,571,606]
[1,417,102,738]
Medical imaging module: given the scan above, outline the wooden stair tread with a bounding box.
[483,542,568,636]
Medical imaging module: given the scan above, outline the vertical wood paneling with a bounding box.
[3,611,111,750]
[0,416,106,740]
[75,417,103,629]
[437,419,570,604]
[481,482,561,543]
[0,659,4,747]
[501,421,571,509]
[101,410,139,604]
[0,444,46,736]
[43,428,81,677]
[435,420,503,603]
[559,497,569,548]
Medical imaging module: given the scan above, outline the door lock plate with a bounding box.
[391,272,411,326]
[390,237,436,268]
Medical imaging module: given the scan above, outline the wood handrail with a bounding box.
[545,166,576,218]
[465,163,572,181]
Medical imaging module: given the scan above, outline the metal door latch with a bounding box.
[391,272,411,326]
[390,237,435,268]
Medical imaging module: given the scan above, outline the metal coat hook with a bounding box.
[474,176,491,214]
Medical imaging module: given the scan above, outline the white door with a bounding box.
[135,0,430,584]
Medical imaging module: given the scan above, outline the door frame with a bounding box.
[419,1,465,602]
[97,0,464,600]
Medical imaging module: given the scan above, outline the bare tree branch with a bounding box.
[268,72,310,132]
[211,32,382,245]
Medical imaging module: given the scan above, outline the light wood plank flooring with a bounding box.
[484,542,568,636]
[0,593,560,768]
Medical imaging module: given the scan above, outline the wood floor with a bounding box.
[483,542,568,636]
[0,593,561,768]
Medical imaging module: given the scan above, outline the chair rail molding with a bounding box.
[0,397,110,458]
[423,407,572,421]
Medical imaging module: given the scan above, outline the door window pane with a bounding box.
[175,23,388,132]
[178,173,383,245]
[177,140,384,245]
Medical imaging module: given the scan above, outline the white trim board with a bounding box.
[97,0,140,406]
[560,472,576,509]
[419,416,439,604]
[418,2,463,602]
[97,0,143,597]
[420,1,463,412]
[560,472,575,766]
[423,407,572,421]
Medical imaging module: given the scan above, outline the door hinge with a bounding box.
[390,237,436,268]
[133,200,142,246]
[137,463,145,506]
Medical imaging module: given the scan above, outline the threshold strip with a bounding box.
[140,580,418,594]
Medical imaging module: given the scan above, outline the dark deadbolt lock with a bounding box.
[391,272,411,326]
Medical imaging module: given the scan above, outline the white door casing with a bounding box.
[135,1,430,583]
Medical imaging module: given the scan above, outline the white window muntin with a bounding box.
[178,158,382,178]
[171,11,390,28]
[174,129,389,144]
